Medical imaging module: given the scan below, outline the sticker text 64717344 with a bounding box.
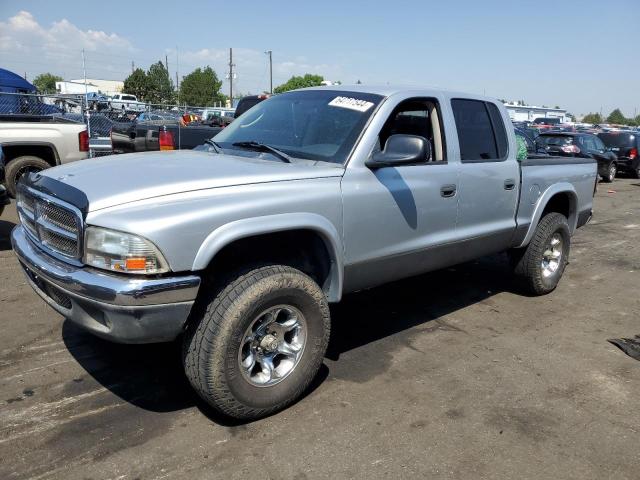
[328,96,375,113]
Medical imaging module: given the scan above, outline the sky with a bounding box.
[1,0,639,117]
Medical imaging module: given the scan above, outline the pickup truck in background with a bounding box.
[0,115,88,196]
[110,113,222,153]
[12,86,597,420]
[109,93,146,112]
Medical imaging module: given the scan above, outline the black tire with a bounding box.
[510,212,571,295]
[182,264,330,420]
[634,166,640,179]
[5,156,50,198]
[603,162,617,183]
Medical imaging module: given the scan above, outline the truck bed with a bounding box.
[514,156,597,246]
[111,122,222,153]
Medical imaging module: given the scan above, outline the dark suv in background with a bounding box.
[597,131,640,178]
[537,132,618,182]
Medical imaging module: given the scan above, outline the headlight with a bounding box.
[83,226,169,274]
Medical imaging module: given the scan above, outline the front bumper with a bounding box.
[11,226,201,343]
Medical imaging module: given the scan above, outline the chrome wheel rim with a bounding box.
[541,233,563,278]
[238,305,307,387]
[609,165,616,181]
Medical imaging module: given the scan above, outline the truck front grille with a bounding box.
[16,187,83,261]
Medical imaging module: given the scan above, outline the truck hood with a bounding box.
[39,150,344,211]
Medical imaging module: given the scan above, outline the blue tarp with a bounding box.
[0,68,36,92]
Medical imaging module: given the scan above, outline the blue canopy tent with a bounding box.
[0,68,61,114]
[0,68,36,93]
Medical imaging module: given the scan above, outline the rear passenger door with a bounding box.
[451,99,519,256]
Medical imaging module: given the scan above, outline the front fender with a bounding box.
[192,213,344,302]
[517,182,578,248]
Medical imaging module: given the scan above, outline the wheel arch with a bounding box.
[518,183,578,248]
[192,213,344,302]
[2,142,60,167]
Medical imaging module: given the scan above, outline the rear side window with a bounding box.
[451,99,506,161]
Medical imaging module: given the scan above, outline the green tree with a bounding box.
[606,108,627,125]
[582,112,603,124]
[273,74,324,94]
[33,73,63,94]
[146,61,175,105]
[179,67,225,107]
[123,68,150,101]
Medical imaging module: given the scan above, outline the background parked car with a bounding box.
[515,127,547,156]
[537,132,618,182]
[597,131,640,178]
[533,117,561,126]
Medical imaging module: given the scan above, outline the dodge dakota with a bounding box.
[12,86,597,419]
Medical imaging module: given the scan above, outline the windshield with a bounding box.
[598,132,635,148]
[214,90,384,164]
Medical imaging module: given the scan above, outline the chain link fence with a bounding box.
[1,91,234,157]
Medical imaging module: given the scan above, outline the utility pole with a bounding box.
[265,50,273,94]
[165,54,169,72]
[131,61,135,73]
[228,48,235,108]
[175,46,180,105]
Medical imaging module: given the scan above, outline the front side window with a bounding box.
[377,98,446,162]
[214,90,383,164]
[451,99,502,161]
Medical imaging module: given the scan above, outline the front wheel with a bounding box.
[510,212,571,295]
[182,264,330,420]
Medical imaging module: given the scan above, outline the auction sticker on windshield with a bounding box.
[328,96,375,112]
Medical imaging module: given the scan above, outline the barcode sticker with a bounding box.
[328,96,374,112]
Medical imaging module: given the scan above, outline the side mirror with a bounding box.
[366,134,431,168]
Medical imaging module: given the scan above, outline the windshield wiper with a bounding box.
[204,139,222,153]
[232,141,292,163]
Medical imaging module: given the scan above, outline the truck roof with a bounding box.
[301,84,497,102]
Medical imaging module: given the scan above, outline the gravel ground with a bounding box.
[0,179,638,480]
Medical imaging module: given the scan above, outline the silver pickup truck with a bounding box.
[11,86,597,419]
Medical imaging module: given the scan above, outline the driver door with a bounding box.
[341,97,460,292]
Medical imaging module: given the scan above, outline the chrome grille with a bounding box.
[16,188,83,261]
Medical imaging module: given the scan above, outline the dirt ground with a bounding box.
[0,179,639,480]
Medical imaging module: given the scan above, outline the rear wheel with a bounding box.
[603,162,617,182]
[510,212,570,295]
[5,156,50,197]
[182,264,330,420]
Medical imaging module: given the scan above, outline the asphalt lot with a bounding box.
[0,179,639,479]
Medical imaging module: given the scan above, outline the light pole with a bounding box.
[265,50,273,94]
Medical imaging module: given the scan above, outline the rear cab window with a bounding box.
[451,99,508,162]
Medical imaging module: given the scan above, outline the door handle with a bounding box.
[440,184,457,198]
[504,179,516,190]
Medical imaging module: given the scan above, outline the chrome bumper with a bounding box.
[11,225,201,343]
